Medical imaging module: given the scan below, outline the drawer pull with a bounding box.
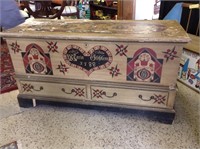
[103,92,117,98]
[61,88,85,97]
[138,95,154,101]
[22,83,43,92]
[92,89,117,99]
[33,86,44,91]
[138,94,166,105]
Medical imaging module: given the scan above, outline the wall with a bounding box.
[135,0,155,20]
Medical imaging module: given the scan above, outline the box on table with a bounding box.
[0,19,190,123]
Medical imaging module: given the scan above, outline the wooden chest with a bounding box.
[1,19,190,123]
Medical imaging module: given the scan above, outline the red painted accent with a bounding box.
[1,40,17,94]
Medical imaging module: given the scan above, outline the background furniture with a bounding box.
[53,0,80,19]
[159,1,199,36]
[178,34,200,93]
[181,3,199,36]
[117,0,135,20]
[21,0,79,19]
[89,1,118,20]
[89,0,135,20]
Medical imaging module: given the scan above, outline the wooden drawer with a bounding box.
[19,81,87,100]
[90,85,169,108]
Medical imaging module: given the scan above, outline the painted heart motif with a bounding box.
[63,45,113,76]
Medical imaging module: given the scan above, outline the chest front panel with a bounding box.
[7,38,183,87]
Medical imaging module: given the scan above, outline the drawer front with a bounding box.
[19,81,87,100]
[90,86,169,108]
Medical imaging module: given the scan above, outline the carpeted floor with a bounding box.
[0,82,199,149]
[0,39,18,94]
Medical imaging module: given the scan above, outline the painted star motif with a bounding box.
[92,89,104,98]
[153,94,166,105]
[115,44,128,57]
[108,64,121,78]
[162,46,178,62]
[9,41,21,53]
[46,41,59,53]
[72,88,85,97]
[57,61,69,75]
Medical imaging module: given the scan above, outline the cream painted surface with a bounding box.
[18,80,171,109]
[2,20,190,115]
[6,39,183,87]
[19,81,87,100]
[90,85,169,108]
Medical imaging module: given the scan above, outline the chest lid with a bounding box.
[1,19,190,43]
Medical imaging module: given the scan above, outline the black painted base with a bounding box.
[17,95,33,108]
[17,96,175,124]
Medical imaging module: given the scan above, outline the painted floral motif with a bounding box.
[72,88,85,97]
[57,61,69,75]
[127,48,163,83]
[92,89,104,98]
[162,46,178,62]
[22,43,53,75]
[21,83,43,92]
[62,88,85,97]
[46,41,59,53]
[153,94,166,104]
[108,65,121,78]
[115,44,128,57]
[9,41,21,53]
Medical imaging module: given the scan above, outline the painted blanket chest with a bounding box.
[1,19,190,123]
